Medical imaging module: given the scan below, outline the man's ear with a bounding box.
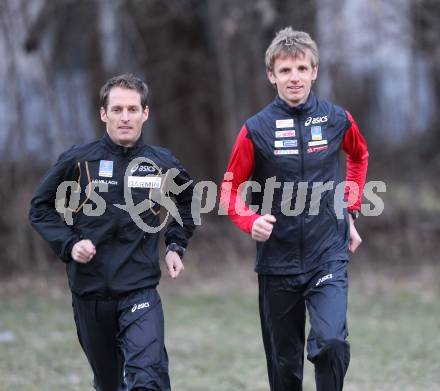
[142,106,149,123]
[267,69,276,84]
[100,107,107,123]
[312,65,319,82]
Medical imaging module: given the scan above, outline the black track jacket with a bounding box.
[29,133,196,297]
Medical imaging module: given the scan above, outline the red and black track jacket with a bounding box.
[220,94,368,275]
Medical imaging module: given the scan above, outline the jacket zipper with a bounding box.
[104,150,130,298]
[297,113,305,272]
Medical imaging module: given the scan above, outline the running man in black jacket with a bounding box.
[29,74,195,391]
[220,28,368,390]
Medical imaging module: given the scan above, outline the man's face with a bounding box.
[267,51,318,107]
[100,87,149,147]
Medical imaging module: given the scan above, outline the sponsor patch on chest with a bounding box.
[99,160,114,177]
[305,116,328,126]
[276,119,294,128]
[274,149,299,155]
[275,130,295,138]
[308,139,327,147]
[311,126,323,141]
[307,145,328,153]
[127,176,162,188]
[274,139,298,148]
[92,179,118,186]
[130,164,159,174]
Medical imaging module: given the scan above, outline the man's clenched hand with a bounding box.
[71,239,96,263]
[252,214,276,242]
[348,215,362,253]
[165,251,184,279]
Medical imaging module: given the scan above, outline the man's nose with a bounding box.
[290,71,300,82]
[121,109,129,121]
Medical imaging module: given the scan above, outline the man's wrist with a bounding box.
[349,210,360,221]
[166,243,185,258]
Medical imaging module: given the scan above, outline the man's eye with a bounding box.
[112,108,121,112]
[129,108,139,112]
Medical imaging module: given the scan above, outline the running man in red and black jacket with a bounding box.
[220,28,368,391]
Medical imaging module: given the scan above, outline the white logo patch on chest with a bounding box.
[274,140,297,148]
[305,116,328,126]
[276,119,294,128]
[127,176,162,188]
[274,149,299,155]
[275,130,295,138]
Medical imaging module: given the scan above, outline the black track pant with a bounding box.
[258,260,350,391]
[72,288,171,391]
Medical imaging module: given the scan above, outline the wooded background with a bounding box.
[1,0,439,274]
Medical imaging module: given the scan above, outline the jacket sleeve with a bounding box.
[29,148,81,262]
[164,156,196,249]
[219,125,260,234]
[342,111,369,212]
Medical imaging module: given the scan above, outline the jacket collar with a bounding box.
[101,131,145,156]
[273,92,317,115]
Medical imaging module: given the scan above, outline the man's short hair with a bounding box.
[265,27,319,71]
[99,73,149,110]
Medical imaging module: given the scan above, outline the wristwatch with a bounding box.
[349,210,360,220]
[166,243,185,258]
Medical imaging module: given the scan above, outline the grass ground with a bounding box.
[0,264,439,391]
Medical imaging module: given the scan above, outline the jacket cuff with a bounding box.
[164,236,187,249]
[246,214,261,235]
[61,235,81,263]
